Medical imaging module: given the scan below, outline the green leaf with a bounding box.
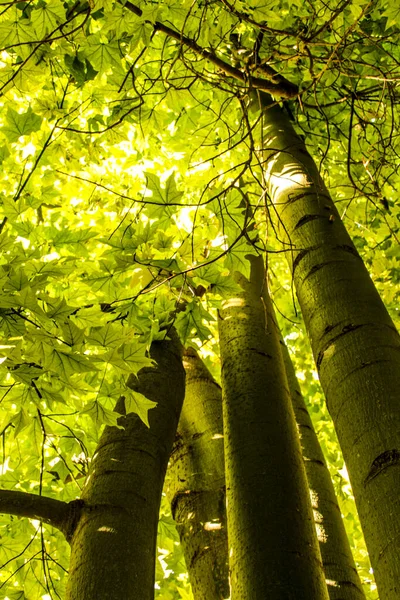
[0,310,25,336]
[50,227,98,247]
[80,400,123,428]
[101,5,137,36]
[140,5,159,23]
[0,21,16,49]
[223,241,256,278]
[148,258,181,273]
[43,347,98,380]
[11,364,43,385]
[14,288,45,318]
[34,380,65,409]
[71,306,108,329]
[64,55,98,86]
[124,387,157,427]
[102,341,154,373]
[60,320,85,347]
[0,144,10,163]
[1,196,27,221]
[5,269,29,292]
[31,0,65,38]
[84,35,124,75]
[27,416,43,454]
[134,21,153,46]
[12,408,30,438]
[145,171,183,205]
[175,301,214,345]
[86,263,120,298]
[382,4,400,29]
[194,263,241,297]
[0,233,14,255]
[46,298,76,322]
[0,18,35,55]
[88,323,129,348]
[1,107,43,143]
[3,590,26,600]
[210,187,246,222]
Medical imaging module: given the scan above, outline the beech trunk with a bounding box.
[66,335,185,600]
[218,255,328,600]
[258,92,400,600]
[167,348,229,599]
[268,301,365,598]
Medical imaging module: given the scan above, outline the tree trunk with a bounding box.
[166,348,229,600]
[66,334,185,600]
[268,300,365,598]
[257,92,400,600]
[218,254,328,600]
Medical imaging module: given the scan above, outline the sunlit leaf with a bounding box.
[80,400,123,428]
[31,0,65,38]
[124,387,157,427]
[43,348,98,380]
[102,341,154,373]
[1,107,42,142]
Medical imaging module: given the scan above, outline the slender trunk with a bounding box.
[218,255,328,600]
[257,92,400,599]
[66,334,185,600]
[166,348,229,600]
[268,302,365,598]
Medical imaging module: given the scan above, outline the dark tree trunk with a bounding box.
[167,348,229,599]
[66,334,185,600]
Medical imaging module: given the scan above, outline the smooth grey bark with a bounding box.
[167,348,229,600]
[66,333,185,600]
[218,254,328,600]
[256,91,400,600]
[267,302,366,599]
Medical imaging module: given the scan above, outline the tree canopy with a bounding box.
[0,0,399,597]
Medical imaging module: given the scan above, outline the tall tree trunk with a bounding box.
[66,334,185,600]
[218,254,328,600]
[268,300,366,598]
[166,348,229,600]
[257,92,400,600]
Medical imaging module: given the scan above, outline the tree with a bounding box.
[258,95,400,598]
[0,0,399,598]
[169,285,367,600]
[218,255,328,599]
[66,334,185,600]
[166,347,229,600]
[270,286,366,600]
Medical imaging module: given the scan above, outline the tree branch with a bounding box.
[0,489,84,542]
[122,0,298,99]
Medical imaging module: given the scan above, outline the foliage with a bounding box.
[0,0,399,597]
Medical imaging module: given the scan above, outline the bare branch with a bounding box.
[122,0,298,99]
[0,489,83,542]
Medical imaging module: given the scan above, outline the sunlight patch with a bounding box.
[204,522,221,531]
[98,526,117,533]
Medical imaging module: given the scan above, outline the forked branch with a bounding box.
[122,0,298,99]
